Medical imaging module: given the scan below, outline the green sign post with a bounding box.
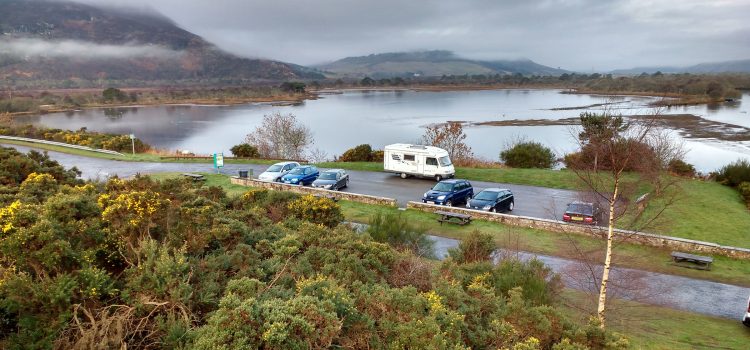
[213,152,224,173]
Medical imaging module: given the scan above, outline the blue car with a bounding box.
[422,179,473,206]
[281,165,319,186]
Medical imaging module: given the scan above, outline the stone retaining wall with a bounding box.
[407,201,750,260]
[230,177,397,207]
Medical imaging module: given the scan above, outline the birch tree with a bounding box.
[566,111,683,328]
[245,112,313,160]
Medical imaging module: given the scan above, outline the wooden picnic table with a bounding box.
[435,210,472,226]
[182,173,206,181]
[670,251,713,270]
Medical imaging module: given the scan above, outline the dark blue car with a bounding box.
[422,179,473,206]
[466,188,514,213]
[281,165,319,185]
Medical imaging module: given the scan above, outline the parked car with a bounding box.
[743,294,750,327]
[466,188,514,212]
[313,169,349,191]
[384,143,455,181]
[562,201,602,225]
[258,161,300,182]
[422,179,473,206]
[280,165,319,185]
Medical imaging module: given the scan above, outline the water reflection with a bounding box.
[19,89,750,171]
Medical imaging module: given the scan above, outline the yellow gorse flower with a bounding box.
[0,200,21,234]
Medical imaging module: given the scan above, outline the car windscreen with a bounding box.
[439,156,452,167]
[474,191,499,201]
[319,172,336,180]
[432,182,454,192]
[266,165,283,172]
[289,168,305,175]
[566,203,593,215]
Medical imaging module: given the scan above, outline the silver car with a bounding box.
[312,169,349,191]
[257,161,300,182]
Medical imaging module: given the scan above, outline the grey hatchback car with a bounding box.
[312,169,349,191]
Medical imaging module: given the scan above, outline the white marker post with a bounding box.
[129,134,135,155]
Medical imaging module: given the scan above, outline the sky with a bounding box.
[72,0,750,71]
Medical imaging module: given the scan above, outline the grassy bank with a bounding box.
[560,289,750,350]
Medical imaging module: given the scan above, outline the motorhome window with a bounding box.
[426,157,438,166]
[392,154,401,160]
[404,154,415,161]
[438,156,452,166]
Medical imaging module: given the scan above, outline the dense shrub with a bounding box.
[366,211,434,257]
[668,159,696,177]
[0,150,628,349]
[715,159,750,187]
[501,141,556,168]
[338,144,374,162]
[371,150,385,162]
[0,125,150,153]
[448,230,496,263]
[287,194,344,228]
[229,143,260,158]
[738,182,750,207]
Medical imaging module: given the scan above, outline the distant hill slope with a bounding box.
[0,0,322,86]
[610,59,750,75]
[316,50,567,78]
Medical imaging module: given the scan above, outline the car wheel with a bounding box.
[446,200,453,207]
[344,179,349,189]
[490,207,497,213]
[400,173,408,179]
[435,175,443,182]
[508,201,514,211]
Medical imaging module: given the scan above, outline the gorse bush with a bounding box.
[501,141,556,169]
[449,230,495,264]
[668,159,696,177]
[715,159,750,187]
[229,143,260,158]
[738,182,750,208]
[287,194,344,228]
[0,125,150,153]
[366,211,434,258]
[0,147,627,349]
[338,144,374,162]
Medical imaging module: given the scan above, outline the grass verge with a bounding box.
[560,289,750,350]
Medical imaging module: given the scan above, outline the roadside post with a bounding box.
[213,152,224,174]
[129,134,135,155]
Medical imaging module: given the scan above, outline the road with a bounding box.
[4,144,579,220]
[7,144,750,321]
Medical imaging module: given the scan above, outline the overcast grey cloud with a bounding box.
[73,0,750,71]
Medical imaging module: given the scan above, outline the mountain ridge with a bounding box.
[610,59,750,75]
[315,50,568,78]
[0,0,322,86]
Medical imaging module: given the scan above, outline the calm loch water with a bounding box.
[18,89,750,171]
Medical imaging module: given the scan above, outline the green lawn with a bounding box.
[148,172,251,196]
[560,289,750,350]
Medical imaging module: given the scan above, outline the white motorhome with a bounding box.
[383,143,455,181]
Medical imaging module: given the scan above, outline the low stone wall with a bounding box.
[407,201,750,260]
[230,177,397,207]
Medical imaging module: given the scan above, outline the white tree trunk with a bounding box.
[597,180,618,328]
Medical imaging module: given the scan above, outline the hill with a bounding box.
[0,0,322,87]
[610,59,750,75]
[316,50,567,78]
